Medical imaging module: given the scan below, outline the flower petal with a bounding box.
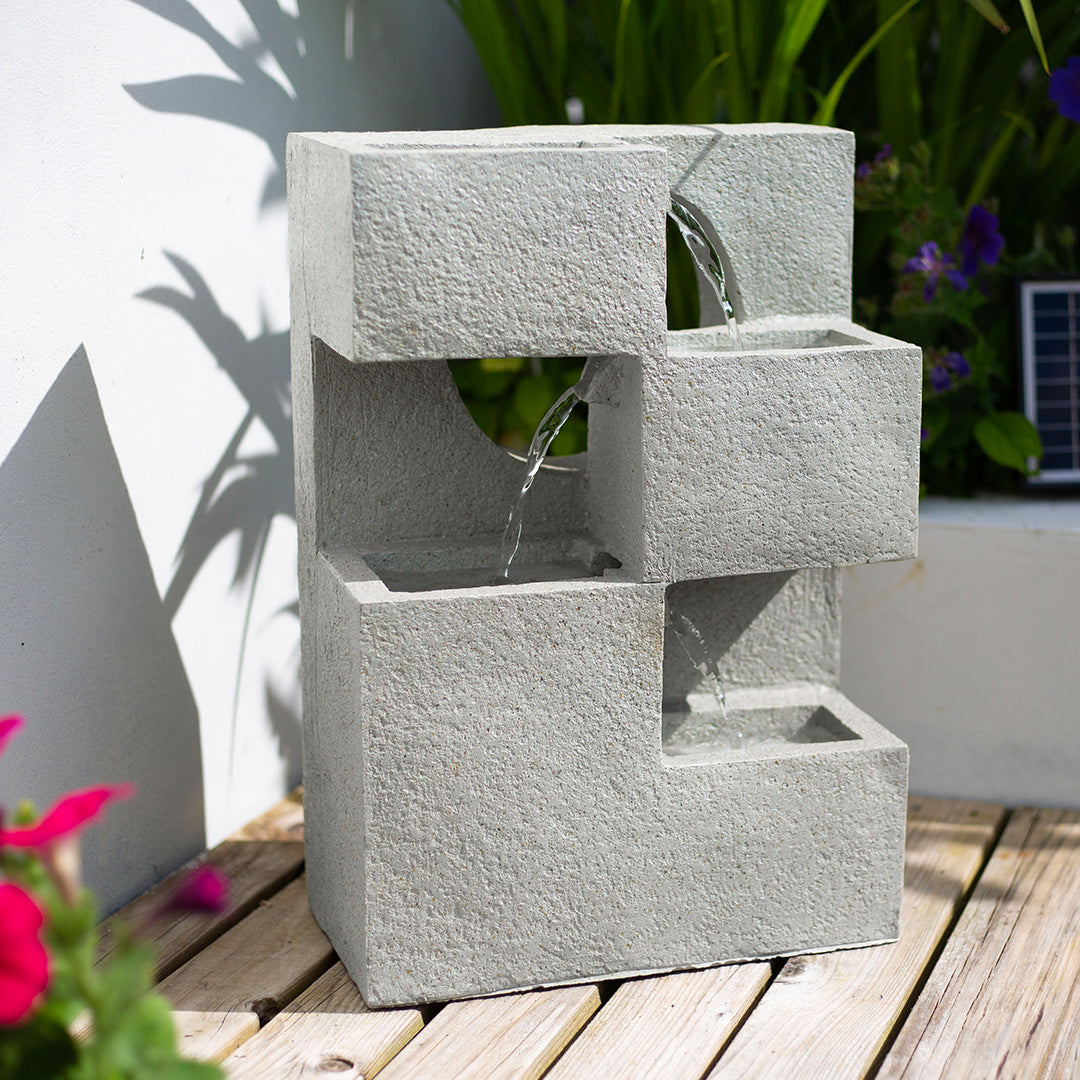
[1049,56,1080,123]
[0,784,134,848]
[0,715,23,758]
[945,268,969,292]
[0,883,49,1026]
[165,866,230,914]
[930,364,952,392]
[946,351,971,378]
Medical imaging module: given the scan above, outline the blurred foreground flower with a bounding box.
[0,715,224,1077]
[164,865,229,915]
[1049,57,1080,122]
[0,883,49,1026]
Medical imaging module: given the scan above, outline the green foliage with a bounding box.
[451,356,587,453]
[0,843,223,1080]
[447,0,1077,490]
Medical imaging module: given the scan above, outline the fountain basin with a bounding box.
[588,316,922,583]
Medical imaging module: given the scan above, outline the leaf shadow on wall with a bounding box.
[123,0,498,210]
[122,0,495,781]
[137,254,301,782]
[0,347,206,914]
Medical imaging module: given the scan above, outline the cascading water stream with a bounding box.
[667,198,740,349]
[495,380,585,581]
[496,195,740,582]
[666,608,730,724]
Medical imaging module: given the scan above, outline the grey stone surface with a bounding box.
[287,130,669,364]
[288,124,916,1007]
[309,546,906,1007]
[587,317,923,581]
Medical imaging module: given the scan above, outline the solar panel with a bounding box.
[1020,279,1080,484]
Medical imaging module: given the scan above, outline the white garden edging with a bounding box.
[842,496,1080,808]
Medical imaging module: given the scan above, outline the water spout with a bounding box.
[667,198,740,349]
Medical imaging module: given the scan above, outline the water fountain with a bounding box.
[287,124,921,1007]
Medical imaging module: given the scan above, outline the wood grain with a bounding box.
[223,962,423,1080]
[545,963,770,1080]
[880,807,1080,1080]
[158,874,334,1063]
[705,797,1005,1080]
[98,790,305,979]
[376,984,599,1080]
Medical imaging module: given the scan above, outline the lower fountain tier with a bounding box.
[304,545,908,1006]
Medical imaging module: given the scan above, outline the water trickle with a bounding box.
[667,198,740,349]
[495,380,586,582]
[666,608,730,724]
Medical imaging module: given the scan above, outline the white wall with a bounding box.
[841,498,1080,809]
[0,0,495,912]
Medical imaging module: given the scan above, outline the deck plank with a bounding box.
[223,962,423,1080]
[544,963,770,1080]
[376,985,600,1080]
[703,797,1005,1080]
[879,807,1080,1080]
[98,790,304,979]
[158,874,335,1063]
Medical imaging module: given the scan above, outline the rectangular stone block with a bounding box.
[306,543,908,1007]
[587,317,922,581]
[287,130,668,364]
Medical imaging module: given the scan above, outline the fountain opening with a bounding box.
[663,703,859,757]
[668,196,741,348]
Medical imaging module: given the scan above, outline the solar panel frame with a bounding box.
[1020,278,1080,485]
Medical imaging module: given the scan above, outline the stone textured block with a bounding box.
[308,545,907,1007]
[288,123,917,1009]
[583,123,855,322]
[588,317,923,581]
[287,130,668,364]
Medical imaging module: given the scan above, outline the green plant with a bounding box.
[854,145,1049,494]
[447,0,1076,491]
[0,715,224,1080]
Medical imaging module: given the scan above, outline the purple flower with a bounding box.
[944,351,971,379]
[1049,57,1080,123]
[874,143,893,162]
[920,425,928,442]
[856,162,872,180]
[959,206,1003,276]
[902,242,968,302]
[930,364,952,392]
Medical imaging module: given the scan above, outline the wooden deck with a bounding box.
[101,792,1080,1079]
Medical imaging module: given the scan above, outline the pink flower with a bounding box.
[0,716,134,850]
[0,785,135,849]
[164,866,229,915]
[0,883,50,1026]
[0,715,23,757]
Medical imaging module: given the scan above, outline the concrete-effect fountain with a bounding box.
[287,124,922,1008]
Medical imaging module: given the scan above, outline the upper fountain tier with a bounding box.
[288,125,920,581]
[287,123,854,366]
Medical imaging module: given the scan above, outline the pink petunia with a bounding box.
[0,715,23,757]
[164,865,229,915]
[0,785,135,850]
[0,883,50,1026]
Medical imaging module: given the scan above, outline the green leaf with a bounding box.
[813,0,921,126]
[1017,0,1050,72]
[0,1014,79,1080]
[964,0,1010,33]
[973,411,1043,473]
[512,375,558,430]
